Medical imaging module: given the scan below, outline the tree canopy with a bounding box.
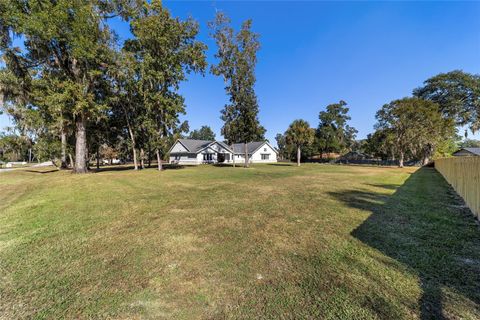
[188,126,216,141]
[375,97,455,167]
[460,139,480,148]
[413,70,480,135]
[0,0,206,172]
[285,119,314,166]
[315,100,357,156]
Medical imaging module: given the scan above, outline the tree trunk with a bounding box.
[244,142,249,168]
[140,148,145,169]
[148,146,152,168]
[96,146,100,169]
[422,156,429,166]
[68,153,74,169]
[127,127,138,170]
[60,129,68,169]
[74,114,88,174]
[130,148,137,170]
[156,149,162,171]
[231,144,235,168]
[399,151,404,168]
[297,146,301,167]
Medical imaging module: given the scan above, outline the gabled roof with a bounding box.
[217,141,232,151]
[232,141,279,154]
[453,148,480,156]
[232,141,265,154]
[176,139,214,153]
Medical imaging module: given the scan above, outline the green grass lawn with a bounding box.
[1,164,479,319]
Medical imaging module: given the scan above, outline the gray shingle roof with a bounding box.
[217,141,232,151]
[232,141,266,154]
[462,148,480,155]
[177,139,214,153]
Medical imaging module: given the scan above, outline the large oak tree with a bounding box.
[375,97,455,167]
[0,0,139,173]
[414,70,480,136]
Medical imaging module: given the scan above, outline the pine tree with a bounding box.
[210,12,265,168]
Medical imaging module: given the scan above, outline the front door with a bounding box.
[217,153,225,163]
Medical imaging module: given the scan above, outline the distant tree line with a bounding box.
[277,100,358,165]
[277,70,480,167]
[0,1,264,171]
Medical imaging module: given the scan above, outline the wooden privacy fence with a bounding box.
[435,157,480,219]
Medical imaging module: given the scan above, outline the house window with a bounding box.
[261,154,270,160]
[225,154,230,161]
[175,155,180,160]
[203,153,213,161]
[264,148,267,152]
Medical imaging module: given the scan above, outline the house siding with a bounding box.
[170,142,189,153]
[250,143,278,163]
[223,143,277,164]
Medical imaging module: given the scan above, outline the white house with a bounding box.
[168,139,278,165]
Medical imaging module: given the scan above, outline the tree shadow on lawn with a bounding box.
[329,168,480,319]
[266,162,295,166]
[91,163,185,172]
[24,169,62,174]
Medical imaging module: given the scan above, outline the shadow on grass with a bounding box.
[329,168,480,319]
[213,163,235,167]
[24,169,62,174]
[266,163,295,166]
[91,163,185,172]
[213,163,256,168]
[364,183,400,190]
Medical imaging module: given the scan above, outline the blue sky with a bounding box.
[1,1,479,143]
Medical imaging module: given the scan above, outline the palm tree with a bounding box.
[285,119,314,166]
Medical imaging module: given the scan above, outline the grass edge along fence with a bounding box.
[435,157,480,219]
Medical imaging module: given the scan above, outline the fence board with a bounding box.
[435,157,480,219]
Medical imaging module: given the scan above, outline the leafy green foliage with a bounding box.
[460,139,480,148]
[285,120,314,148]
[0,0,134,172]
[285,119,314,165]
[0,131,30,161]
[275,133,291,160]
[413,70,480,135]
[1,1,206,171]
[364,128,397,160]
[188,125,216,141]
[315,100,357,155]
[375,97,456,166]
[126,0,206,169]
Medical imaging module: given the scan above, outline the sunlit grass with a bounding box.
[0,164,478,319]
